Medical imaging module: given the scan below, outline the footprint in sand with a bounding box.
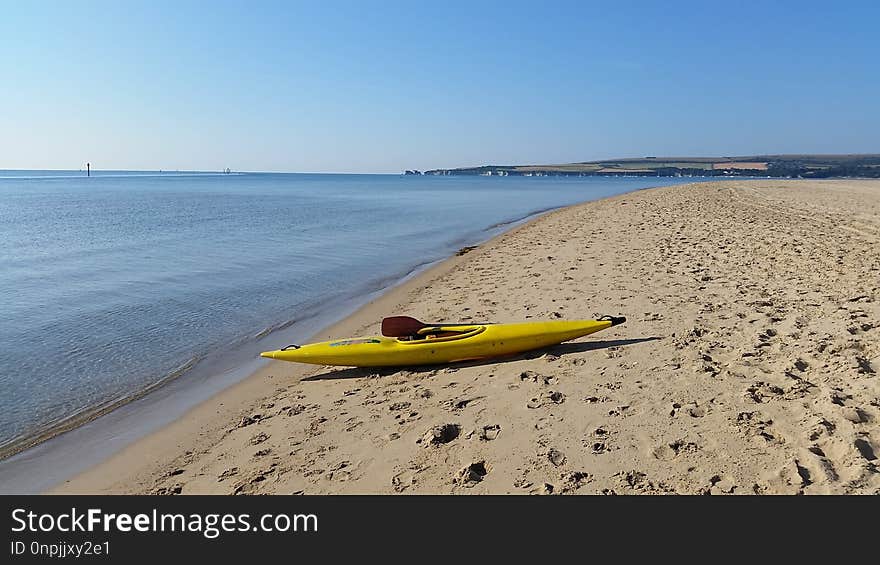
[307,417,328,436]
[652,439,699,461]
[419,423,461,446]
[520,370,557,386]
[324,460,352,481]
[529,483,555,495]
[615,470,673,493]
[841,406,871,424]
[444,396,484,411]
[233,471,272,495]
[853,438,877,461]
[456,461,489,487]
[548,448,566,467]
[808,418,836,441]
[745,381,784,403]
[249,432,269,445]
[236,415,260,428]
[559,471,593,493]
[391,470,418,492]
[480,424,502,441]
[527,391,565,409]
[151,484,183,495]
[804,447,840,482]
[707,475,737,495]
[584,395,611,404]
[853,356,875,374]
[280,403,308,417]
[587,427,611,454]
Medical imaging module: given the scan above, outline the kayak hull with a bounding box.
[260,319,618,367]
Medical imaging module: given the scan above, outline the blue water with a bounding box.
[0,171,695,455]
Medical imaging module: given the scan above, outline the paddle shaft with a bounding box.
[381,316,489,337]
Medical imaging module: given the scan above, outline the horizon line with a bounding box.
[3,151,879,176]
[0,168,404,175]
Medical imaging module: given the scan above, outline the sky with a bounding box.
[0,0,878,173]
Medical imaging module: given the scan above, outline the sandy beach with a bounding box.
[55,179,880,495]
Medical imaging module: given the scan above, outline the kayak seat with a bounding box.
[398,325,486,344]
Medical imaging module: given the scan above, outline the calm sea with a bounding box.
[0,171,695,462]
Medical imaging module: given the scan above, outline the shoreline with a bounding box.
[0,194,586,493]
[53,179,880,494]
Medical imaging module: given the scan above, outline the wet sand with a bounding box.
[56,180,880,494]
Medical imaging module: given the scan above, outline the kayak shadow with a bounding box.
[544,336,661,356]
[300,336,661,382]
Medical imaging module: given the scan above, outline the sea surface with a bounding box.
[0,171,698,471]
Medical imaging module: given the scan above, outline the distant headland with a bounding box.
[409,154,880,178]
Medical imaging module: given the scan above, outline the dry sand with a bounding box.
[56,180,880,495]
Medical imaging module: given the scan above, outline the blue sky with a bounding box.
[1,0,877,173]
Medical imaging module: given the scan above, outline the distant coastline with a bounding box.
[411,153,880,178]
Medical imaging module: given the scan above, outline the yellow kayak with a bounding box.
[260,316,625,367]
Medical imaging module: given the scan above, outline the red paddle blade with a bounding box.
[381,316,427,337]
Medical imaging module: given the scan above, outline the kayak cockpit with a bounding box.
[396,325,485,343]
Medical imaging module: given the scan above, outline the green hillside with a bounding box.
[418,154,880,178]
